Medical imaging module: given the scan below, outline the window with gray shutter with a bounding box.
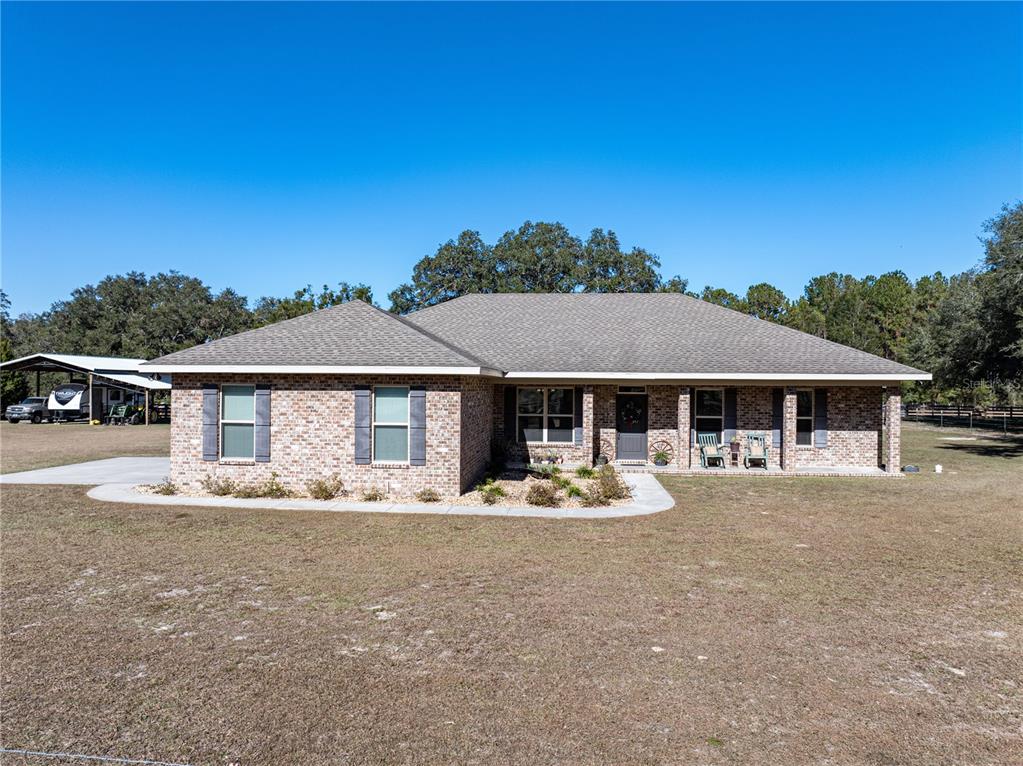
[254,384,271,463]
[573,387,583,445]
[354,385,371,464]
[814,389,829,447]
[409,386,426,466]
[202,384,218,461]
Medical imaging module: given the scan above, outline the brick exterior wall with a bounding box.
[459,377,494,489]
[883,389,902,473]
[169,376,895,498]
[788,386,884,469]
[171,374,476,498]
[594,385,617,462]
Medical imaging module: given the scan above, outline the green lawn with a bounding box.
[1,423,1020,765]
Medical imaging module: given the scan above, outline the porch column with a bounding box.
[884,388,902,473]
[781,386,797,471]
[583,385,594,465]
[678,386,691,469]
[35,371,40,396]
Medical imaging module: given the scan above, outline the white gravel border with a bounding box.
[86,474,675,519]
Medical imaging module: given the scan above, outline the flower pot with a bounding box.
[654,458,667,467]
[595,455,608,466]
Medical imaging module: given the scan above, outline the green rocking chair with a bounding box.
[698,433,727,469]
[744,432,769,469]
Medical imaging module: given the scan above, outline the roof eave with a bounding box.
[141,364,505,377]
[501,371,932,383]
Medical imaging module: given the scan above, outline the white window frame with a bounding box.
[372,385,411,464]
[796,388,815,447]
[694,387,724,442]
[516,386,574,444]
[220,384,255,460]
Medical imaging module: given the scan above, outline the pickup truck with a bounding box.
[5,396,52,424]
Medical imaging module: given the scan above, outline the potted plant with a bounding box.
[540,450,559,465]
[729,436,742,464]
[652,449,670,467]
[595,453,609,466]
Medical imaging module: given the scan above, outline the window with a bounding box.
[221,384,255,459]
[517,387,574,443]
[619,385,647,394]
[796,389,814,446]
[695,388,724,441]
[373,386,410,462]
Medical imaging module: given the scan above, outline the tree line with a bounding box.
[2,202,1020,406]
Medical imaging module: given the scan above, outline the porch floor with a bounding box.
[614,462,895,478]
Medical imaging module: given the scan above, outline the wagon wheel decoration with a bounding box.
[648,439,675,464]
[599,434,616,462]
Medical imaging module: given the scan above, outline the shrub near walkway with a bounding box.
[1,424,1021,765]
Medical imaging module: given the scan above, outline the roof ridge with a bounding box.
[366,300,498,369]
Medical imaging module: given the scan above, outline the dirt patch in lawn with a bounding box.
[0,421,169,474]
[1,424,1021,765]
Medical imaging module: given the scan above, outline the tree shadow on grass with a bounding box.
[936,435,1023,460]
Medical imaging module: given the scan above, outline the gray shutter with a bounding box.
[689,389,696,445]
[814,389,829,447]
[504,386,517,442]
[573,387,583,446]
[254,384,271,463]
[771,388,783,448]
[409,386,426,466]
[354,385,371,464]
[202,384,218,461]
[723,388,738,442]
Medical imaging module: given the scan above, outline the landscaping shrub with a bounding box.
[552,474,573,490]
[574,466,596,479]
[150,478,178,496]
[307,474,344,500]
[200,474,236,496]
[565,483,583,498]
[580,486,606,507]
[415,488,441,503]
[361,486,386,502]
[596,465,629,501]
[475,478,506,505]
[232,472,291,499]
[526,482,560,507]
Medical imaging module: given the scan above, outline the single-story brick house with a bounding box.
[142,293,930,497]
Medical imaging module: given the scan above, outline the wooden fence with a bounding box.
[904,403,1023,432]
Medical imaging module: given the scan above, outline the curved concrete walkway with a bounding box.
[0,457,171,485]
[87,473,675,519]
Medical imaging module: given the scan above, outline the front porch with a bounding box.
[493,383,903,475]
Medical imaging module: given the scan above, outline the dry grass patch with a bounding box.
[0,424,1021,765]
[0,421,169,474]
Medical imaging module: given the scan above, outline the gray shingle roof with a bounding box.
[144,300,488,369]
[145,293,929,378]
[404,293,928,377]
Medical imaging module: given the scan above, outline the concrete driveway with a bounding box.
[0,457,170,485]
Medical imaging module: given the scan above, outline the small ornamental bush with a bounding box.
[415,488,441,503]
[232,472,291,499]
[526,482,560,507]
[262,472,291,499]
[475,478,506,505]
[552,475,572,490]
[232,483,263,499]
[150,478,178,496]
[581,486,606,507]
[307,474,345,500]
[596,465,629,501]
[361,486,386,502]
[201,474,236,496]
[565,483,583,498]
[574,466,596,479]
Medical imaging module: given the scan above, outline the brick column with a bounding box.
[678,386,691,469]
[583,385,595,466]
[884,388,901,473]
[781,386,797,471]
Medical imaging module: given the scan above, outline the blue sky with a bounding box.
[2,1,1020,315]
